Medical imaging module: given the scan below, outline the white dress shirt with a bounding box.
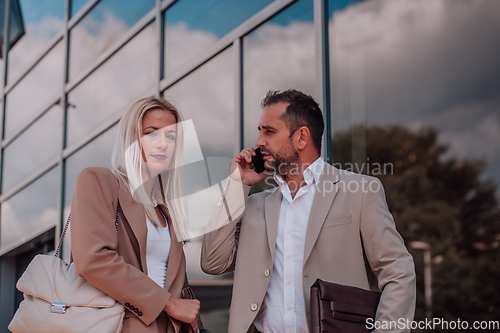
[254,157,324,333]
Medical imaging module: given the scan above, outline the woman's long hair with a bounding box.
[111,97,187,239]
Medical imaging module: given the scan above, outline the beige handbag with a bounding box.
[8,207,125,333]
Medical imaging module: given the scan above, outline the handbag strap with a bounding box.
[54,202,121,258]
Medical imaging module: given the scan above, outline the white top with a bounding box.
[254,157,325,333]
[146,211,171,289]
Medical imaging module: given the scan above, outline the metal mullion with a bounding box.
[67,0,100,29]
[233,39,243,155]
[65,9,156,93]
[156,0,164,93]
[160,0,179,12]
[62,115,121,160]
[159,0,295,93]
[2,0,11,89]
[0,101,5,191]
[0,224,57,256]
[0,0,10,194]
[235,0,297,37]
[160,43,230,93]
[1,94,61,148]
[0,157,60,204]
[2,33,64,96]
[315,0,331,163]
[63,57,158,159]
[2,0,10,88]
[62,77,156,160]
[57,0,71,259]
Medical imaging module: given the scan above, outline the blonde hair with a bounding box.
[112,97,187,238]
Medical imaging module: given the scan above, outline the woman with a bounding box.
[70,97,200,332]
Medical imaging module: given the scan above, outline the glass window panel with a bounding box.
[164,49,233,222]
[164,47,234,159]
[62,125,117,263]
[328,0,500,323]
[0,167,59,253]
[2,105,62,192]
[70,0,88,18]
[5,41,64,139]
[0,58,4,88]
[66,22,156,147]
[164,0,273,76]
[7,0,64,83]
[69,0,155,79]
[64,125,118,209]
[6,0,25,53]
[164,48,235,280]
[329,0,500,184]
[243,0,316,148]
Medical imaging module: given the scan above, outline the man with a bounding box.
[201,89,416,333]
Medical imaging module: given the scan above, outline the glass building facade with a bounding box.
[1,0,499,331]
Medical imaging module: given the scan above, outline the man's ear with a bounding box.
[295,126,310,151]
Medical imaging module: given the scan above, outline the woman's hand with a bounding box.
[164,296,200,331]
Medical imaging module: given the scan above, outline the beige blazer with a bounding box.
[201,163,416,333]
[70,167,187,333]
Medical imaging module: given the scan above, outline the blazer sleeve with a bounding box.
[201,177,251,275]
[359,178,416,332]
[70,167,171,326]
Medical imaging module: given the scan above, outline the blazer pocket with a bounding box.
[323,214,351,228]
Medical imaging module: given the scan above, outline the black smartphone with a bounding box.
[251,147,266,173]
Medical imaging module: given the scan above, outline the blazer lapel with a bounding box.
[265,187,282,260]
[117,179,149,274]
[303,164,341,265]
[159,204,183,293]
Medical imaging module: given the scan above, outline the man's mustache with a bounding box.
[260,149,272,155]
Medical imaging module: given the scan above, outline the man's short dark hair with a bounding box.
[261,89,324,154]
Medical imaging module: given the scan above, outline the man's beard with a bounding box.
[263,141,300,176]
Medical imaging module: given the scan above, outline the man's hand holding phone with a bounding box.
[230,148,269,186]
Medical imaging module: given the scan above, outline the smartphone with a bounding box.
[251,147,266,173]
